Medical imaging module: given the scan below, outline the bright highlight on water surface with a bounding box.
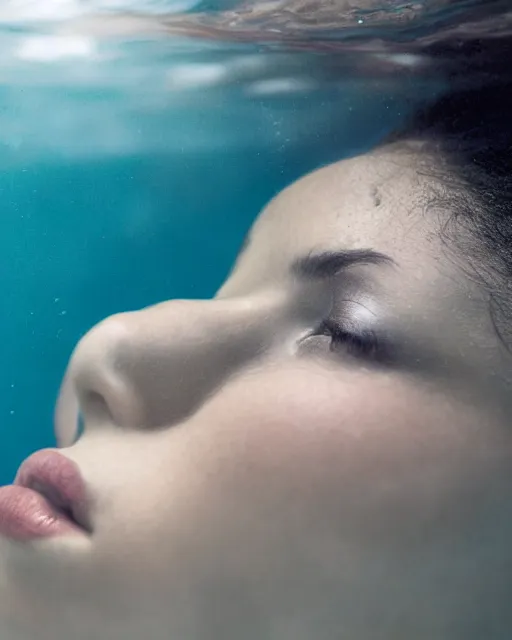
[0,0,198,23]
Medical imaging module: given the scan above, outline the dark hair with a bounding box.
[387,47,512,351]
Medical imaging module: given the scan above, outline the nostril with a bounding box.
[82,390,114,424]
[77,412,85,440]
[76,368,144,429]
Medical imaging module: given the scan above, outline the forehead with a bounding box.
[225,147,437,290]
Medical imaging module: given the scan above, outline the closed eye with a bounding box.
[313,318,397,366]
[320,320,380,358]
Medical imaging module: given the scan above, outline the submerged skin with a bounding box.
[1,143,512,640]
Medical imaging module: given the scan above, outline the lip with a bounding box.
[0,450,91,542]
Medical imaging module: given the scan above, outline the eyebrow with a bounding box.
[292,248,397,279]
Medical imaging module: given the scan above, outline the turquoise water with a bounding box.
[0,0,505,484]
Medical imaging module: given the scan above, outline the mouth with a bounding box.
[0,450,92,542]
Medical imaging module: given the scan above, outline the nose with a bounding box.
[55,296,282,446]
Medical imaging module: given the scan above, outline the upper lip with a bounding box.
[14,449,92,533]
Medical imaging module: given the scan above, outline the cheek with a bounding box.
[194,363,511,545]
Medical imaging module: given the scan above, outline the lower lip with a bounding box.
[0,485,84,542]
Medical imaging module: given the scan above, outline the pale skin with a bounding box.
[1,143,512,640]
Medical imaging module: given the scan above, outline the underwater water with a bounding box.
[0,0,510,484]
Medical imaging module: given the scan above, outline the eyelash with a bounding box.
[320,320,382,360]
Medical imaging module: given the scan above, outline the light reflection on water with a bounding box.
[0,1,509,161]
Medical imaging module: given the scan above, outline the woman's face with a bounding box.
[2,145,512,640]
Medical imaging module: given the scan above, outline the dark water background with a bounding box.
[1,0,510,483]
